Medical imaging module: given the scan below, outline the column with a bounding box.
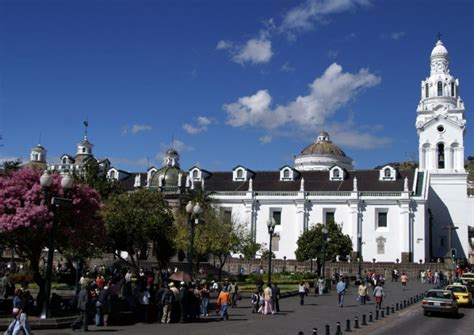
[399,201,411,262]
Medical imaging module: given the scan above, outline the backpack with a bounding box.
[162,291,174,306]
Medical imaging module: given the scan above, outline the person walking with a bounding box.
[298,282,306,305]
[400,273,408,290]
[263,285,274,315]
[373,282,385,309]
[200,283,210,317]
[271,283,280,313]
[95,284,110,326]
[358,281,368,305]
[336,278,346,307]
[72,282,91,332]
[217,287,231,321]
[161,285,174,324]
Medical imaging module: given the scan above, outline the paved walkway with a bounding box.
[29,280,432,335]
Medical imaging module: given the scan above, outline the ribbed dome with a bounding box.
[149,166,181,187]
[431,40,448,57]
[301,141,347,157]
[300,131,347,157]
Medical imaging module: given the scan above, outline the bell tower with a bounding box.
[416,38,466,172]
[417,37,470,261]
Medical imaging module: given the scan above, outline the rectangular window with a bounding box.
[220,208,232,222]
[377,212,388,228]
[272,211,281,226]
[325,211,335,224]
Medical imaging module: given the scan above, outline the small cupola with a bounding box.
[30,144,47,163]
[232,165,254,181]
[379,165,397,181]
[189,166,211,182]
[77,136,93,155]
[329,165,345,181]
[279,165,298,181]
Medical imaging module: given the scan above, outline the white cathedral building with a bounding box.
[28,39,473,263]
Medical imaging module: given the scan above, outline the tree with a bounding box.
[103,189,176,270]
[2,159,22,174]
[174,206,245,280]
[0,168,105,306]
[240,234,262,260]
[73,158,123,200]
[295,221,353,273]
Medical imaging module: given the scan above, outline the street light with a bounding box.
[185,201,203,276]
[39,170,73,319]
[266,217,276,287]
[321,226,328,278]
[357,233,362,277]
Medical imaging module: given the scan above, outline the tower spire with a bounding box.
[83,118,89,138]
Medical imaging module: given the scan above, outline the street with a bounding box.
[364,301,473,335]
[26,280,450,335]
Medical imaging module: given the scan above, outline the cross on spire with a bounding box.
[83,118,89,138]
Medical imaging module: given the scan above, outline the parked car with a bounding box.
[445,283,472,306]
[422,289,458,317]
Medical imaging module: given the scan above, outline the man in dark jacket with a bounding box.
[72,283,90,331]
[178,282,189,323]
[271,283,281,313]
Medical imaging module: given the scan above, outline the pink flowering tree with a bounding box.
[0,168,105,301]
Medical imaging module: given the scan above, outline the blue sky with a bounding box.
[1,0,473,172]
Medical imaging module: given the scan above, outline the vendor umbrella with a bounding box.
[169,271,193,283]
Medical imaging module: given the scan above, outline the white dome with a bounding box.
[431,40,448,57]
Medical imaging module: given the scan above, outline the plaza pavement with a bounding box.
[29,279,432,335]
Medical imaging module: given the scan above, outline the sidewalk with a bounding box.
[27,279,431,335]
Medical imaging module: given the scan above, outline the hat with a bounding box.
[180,281,185,286]
[168,282,174,287]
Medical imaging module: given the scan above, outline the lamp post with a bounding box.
[185,201,203,276]
[266,217,276,287]
[321,226,328,278]
[357,233,362,277]
[39,170,73,319]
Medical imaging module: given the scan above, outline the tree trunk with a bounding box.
[28,254,45,313]
[217,254,228,281]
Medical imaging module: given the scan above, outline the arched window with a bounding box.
[425,83,429,98]
[192,170,199,179]
[237,169,243,178]
[82,147,86,153]
[451,82,455,97]
[384,168,391,178]
[437,143,445,169]
[283,169,290,178]
[333,169,340,178]
[110,170,116,179]
[62,157,67,164]
[437,82,443,96]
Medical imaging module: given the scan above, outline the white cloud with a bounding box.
[225,63,381,131]
[217,1,369,65]
[390,31,405,40]
[182,116,215,135]
[122,124,152,135]
[281,0,371,37]
[216,40,233,50]
[259,135,273,144]
[280,61,295,72]
[233,35,273,65]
